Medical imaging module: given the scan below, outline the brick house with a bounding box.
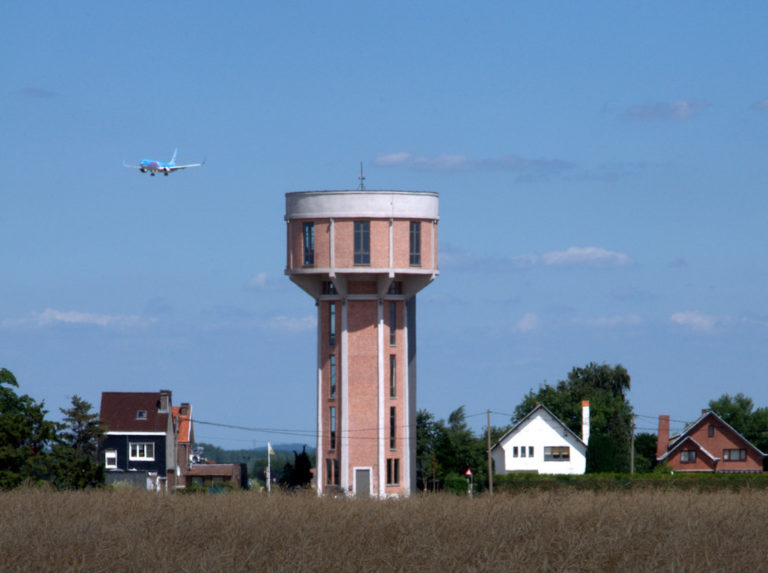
[656,410,766,473]
[99,390,178,490]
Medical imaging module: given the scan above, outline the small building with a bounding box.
[656,410,766,473]
[172,402,194,482]
[491,402,590,475]
[184,463,247,490]
[99,390,178,491]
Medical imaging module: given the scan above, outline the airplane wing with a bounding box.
[122,160,142,169]
[167,162,204,171]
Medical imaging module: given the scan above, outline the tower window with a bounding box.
[322,281,337,295]
[330,406,336,450]
[329,302,336,346]
[389,355,396,398]
[387,458,400,485]
[390,406,396,449]
[354,221,370,265]
[329,355,336,399]
[389,302,396,346]
[302,222,314,266]
[409,221,421,266]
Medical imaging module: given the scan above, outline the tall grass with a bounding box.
[1,487,764,571]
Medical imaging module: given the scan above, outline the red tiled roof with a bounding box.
[100,392,171,433]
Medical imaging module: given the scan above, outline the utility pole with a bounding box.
[487,409,493,495]
[630,415,635,474]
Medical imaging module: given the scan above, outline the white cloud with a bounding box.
[440,245,634,271]
[2,309,154,329]
[515,313,540,333]
[520,246,634,268]
[373,151,573,179]
[669,311,717,332]
[626,99,709,120]
[247,272,268,289]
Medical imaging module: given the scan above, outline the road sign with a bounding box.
[465,468,472,476]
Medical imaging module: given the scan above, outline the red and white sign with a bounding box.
[465,468,472,477]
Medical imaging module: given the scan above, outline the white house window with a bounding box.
[520,446,526,458]
[544,446,570,461]
[105,449,117,469]
[513,446,518,457]
[129,442,155,461]
[529,446,534,457]
[680,450,697,463]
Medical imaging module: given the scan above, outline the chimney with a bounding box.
[581,401,590,444]
[159,389,172,412]
[657,415,670,460]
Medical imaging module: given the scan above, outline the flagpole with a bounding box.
[267,442,272,493]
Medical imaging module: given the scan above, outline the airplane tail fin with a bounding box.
[170,148,178,165]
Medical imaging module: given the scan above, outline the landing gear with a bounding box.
[150,173,156,176]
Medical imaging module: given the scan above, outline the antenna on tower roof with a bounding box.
[358,161,366,190]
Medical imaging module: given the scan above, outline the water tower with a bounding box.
[285,190,439,496]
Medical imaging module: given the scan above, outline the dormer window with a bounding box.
[136,410,148,420]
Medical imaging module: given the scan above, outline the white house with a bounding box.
[491,401,590,475]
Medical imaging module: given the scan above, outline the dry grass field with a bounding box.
[1,487,765,572]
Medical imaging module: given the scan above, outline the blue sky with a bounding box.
[3,2,768,446]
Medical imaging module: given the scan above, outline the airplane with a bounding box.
[123,149,204,176]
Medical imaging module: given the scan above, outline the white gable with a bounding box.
[492,407,587,475]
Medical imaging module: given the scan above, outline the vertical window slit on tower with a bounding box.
[302,222,314,265]
[409,221,421,266]
[330,406,336,450]
[330,354,336,398]
[390,406,396,449]
[329,302,336,346]
[389,301,396,345]
[354,221,370,265]
[389,355,396,398]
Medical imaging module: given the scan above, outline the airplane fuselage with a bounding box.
[139,159,172,176]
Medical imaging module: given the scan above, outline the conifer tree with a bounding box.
[0,368,57,489]
[52,395,106,489]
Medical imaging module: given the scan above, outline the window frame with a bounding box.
[680,450,697,464]
[302,222,315,266]
[389,354,396,398]
[353,221,370,265]
[544,446,570,461]
[105,449,118,469]
[129,442,155,461]
[387,458,400,486]
[329,406,336,450]
[329,354,336,399]
[329,302,336,346]
[409,221,421,266]
[389,406,396,449]
[723,448,746,462]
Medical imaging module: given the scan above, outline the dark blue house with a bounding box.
[99,390,177,491]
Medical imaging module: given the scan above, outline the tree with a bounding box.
[279,445,313,489]
[416,409,440,491]
[633,432,658,473]
[709,393,768,452]
[0,368,57,489]
[51,395,106,489]
[513,363,634,473]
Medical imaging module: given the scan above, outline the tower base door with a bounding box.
[355,469,370,498]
